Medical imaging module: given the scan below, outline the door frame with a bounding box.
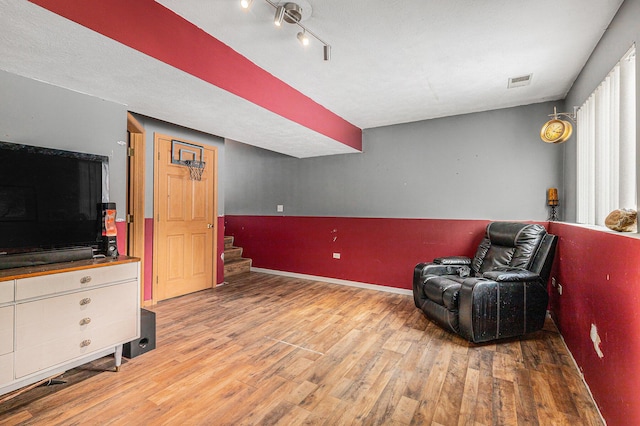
[126,112,147,307]
[152,133,218,302]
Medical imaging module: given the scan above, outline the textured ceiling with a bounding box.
[0,0,624,157]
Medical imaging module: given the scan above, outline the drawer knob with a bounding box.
[79,297,92,306]
[79,317,92,326]
[80,339,92,348]
[80,276,92,284]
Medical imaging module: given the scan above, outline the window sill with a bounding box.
[551,221,640,240]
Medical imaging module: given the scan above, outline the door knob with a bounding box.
[207,223,213,228]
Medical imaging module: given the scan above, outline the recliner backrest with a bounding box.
[471,222,547,275]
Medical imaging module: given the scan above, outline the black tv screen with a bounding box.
[0,141,108,255]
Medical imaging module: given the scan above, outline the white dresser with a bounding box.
[0,257,140,396]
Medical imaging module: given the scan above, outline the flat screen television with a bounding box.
[0,141,109,265]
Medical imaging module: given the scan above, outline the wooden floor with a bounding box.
[0,272,603,425]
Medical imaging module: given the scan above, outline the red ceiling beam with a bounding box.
[28,0,362,151]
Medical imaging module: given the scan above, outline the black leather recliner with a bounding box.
[413,222,557,343]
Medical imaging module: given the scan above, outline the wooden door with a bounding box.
[154,134,217,301]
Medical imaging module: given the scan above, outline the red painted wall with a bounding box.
[216,216,225,285]
[115,221,127,257]
[224,215,492,289]
[144,219,154,301]
[548,222,640,426]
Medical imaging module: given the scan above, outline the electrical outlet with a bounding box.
[332,253,341,259]
[277,204,284,212]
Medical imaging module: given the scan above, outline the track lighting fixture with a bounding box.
[241,0,332,61]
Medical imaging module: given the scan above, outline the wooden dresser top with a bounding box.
[0,256,139,281]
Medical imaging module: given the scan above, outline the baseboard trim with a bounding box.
[251,267,413,296]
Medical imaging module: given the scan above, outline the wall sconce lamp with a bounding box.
[547,188,559,221]
[241,0,332,61]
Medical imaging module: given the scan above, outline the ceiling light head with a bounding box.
[323,45,331,61]
[240,0,253,9]
[274,5,285,26]
[297,31,309,46]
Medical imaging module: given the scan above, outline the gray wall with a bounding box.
[226,101,563,220]
[0,70,128,217]
[563,0,640,222]
[0,70,227,223]
[129,114,225,218]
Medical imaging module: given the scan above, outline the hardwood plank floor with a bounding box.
[0,272,603,425]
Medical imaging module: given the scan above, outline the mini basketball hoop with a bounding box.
[184,160,205,181]
[171,140,206,181]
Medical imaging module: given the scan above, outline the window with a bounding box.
[577,45,636,226]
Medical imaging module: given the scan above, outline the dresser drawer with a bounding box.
[0,306,14,356]
[15,281,138,378]
[0,353,12,386]
[0,280,14,304]
[16,262,138,300]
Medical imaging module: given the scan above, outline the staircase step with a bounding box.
[224,246,243,261]
[224,236,234,249]
[224,257,252,277]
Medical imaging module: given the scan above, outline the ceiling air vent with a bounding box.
[508,74,533,88]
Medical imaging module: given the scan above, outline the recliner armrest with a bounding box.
[434,256,471,265]
[414,262,466,280]
[413,261,469,311]
[481,268,541,282]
